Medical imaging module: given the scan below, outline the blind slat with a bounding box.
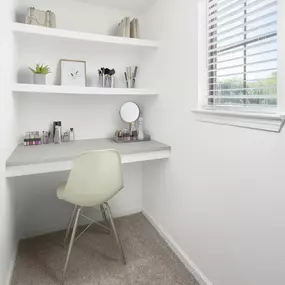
[207,95,277,99]
[208,12,277,41]
[209,58,276,71]
[209,21,276,46]
[208,2,277,31]
[208,49,277,66]
[208,68,276,79]
[208,0,276,22]
[208,39,276,60]
[208,32,277,54]
[209,77,277,86]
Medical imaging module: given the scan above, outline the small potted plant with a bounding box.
[29,63,51,85]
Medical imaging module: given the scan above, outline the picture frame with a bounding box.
[60,59,87,87]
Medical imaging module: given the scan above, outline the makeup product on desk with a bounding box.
[53,121,62,143]
[62,132,70,142]
[24,131,42,146]
[130,122,137,141]
[137,116,144,140]
[113,130,150,143]
[54,125,61,144]
[69,128,75,141]
[42,131,50,144]
[113,102,150,143]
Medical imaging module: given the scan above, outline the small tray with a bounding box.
[113,134,151,143]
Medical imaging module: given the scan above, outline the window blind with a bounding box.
[207,0,277,108]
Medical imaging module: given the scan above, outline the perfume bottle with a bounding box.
[130,122,137,140]
[137,116,144,141]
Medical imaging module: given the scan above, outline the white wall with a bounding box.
[11,163,143,239]
[141,1,285,285]
[15,0,156,141]
[9,0,155,241]
[0,1,18,284]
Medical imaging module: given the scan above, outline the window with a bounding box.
[207,0,277,111]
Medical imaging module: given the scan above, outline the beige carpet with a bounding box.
[11,213,200,285]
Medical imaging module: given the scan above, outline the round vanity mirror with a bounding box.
[120,102,140,123]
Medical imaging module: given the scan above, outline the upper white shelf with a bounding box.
[12,22,159,49]
[12,84,159,96]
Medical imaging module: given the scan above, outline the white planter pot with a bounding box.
[34,74,47,85]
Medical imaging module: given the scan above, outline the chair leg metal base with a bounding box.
[104,202,127,265]
[60,203,126,284]
[62,207,82,285]
[100,204,110,229]
[62,205,78,247]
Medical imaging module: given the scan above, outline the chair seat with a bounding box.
[57,182,97,207]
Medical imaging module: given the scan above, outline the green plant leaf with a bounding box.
[28,63,52,74]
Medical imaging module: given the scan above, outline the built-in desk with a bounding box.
[6,138,171,178]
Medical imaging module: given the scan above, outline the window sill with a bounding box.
[192,109,285,132]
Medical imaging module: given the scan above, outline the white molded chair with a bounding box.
[57,150,126,284]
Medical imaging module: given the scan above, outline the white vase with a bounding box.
[34,74,46,85]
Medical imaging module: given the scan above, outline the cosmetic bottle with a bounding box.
[137,116,144,141]
[69,128,75,141]
[54,125,61,144]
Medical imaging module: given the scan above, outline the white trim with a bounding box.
[111,207,142,219]
[5,150,171,178]
[192,109,285,132]
[6,243,18,285]
[277,0,285,111]
[142,209,213,285]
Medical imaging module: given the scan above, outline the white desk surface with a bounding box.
[6,138,171,177]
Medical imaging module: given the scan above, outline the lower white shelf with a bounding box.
[12,84,159,96]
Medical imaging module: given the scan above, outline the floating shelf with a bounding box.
[12,22,159,49]
[12,84,159,96]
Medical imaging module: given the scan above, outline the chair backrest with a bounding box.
[64,149,124,207]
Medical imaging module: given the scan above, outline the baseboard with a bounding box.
[142,209,213,285]
[112,206,142,218]
[6,241,18,285]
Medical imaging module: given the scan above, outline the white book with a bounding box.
[121,19,125,37]
[117,22,121,37]
[130,18,136,38]
[117,20,122,37]
[125,17,131,38]
[135,18,140,39]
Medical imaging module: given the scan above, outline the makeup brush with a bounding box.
[132,66,138,88]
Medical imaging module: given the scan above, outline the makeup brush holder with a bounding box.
[124,66,138,88]
[99,75,115,88]
[126,77,136,88]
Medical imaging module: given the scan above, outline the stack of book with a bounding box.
[117,17,140,39]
